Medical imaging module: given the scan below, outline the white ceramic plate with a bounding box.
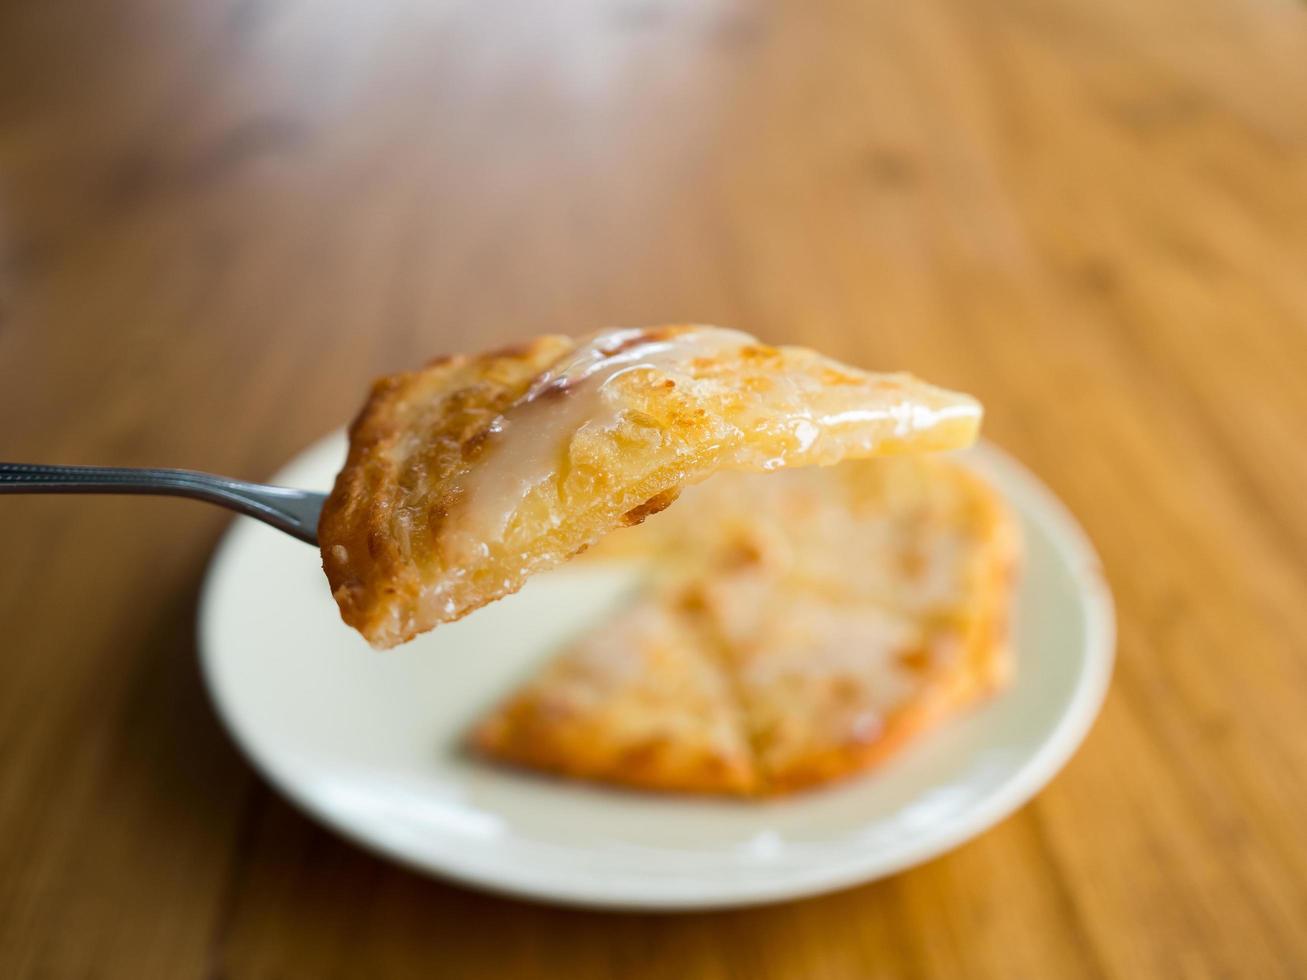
[199,433,1113,910]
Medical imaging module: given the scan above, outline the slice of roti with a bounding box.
[472,457,1020,796]
[319,325,981,648]
[469,595,757,794]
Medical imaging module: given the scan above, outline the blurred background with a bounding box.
[3,0,1307,976]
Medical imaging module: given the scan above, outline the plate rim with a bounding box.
[198,435,1115,911]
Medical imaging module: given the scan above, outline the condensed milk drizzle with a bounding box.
[443,327,752,563]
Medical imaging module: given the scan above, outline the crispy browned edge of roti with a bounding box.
[470,704,758,795]
[317,337,574,647]
[752,466,1023,795]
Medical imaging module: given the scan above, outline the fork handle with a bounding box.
[0,462,324,545]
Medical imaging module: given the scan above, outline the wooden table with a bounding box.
[3,0,1307,976]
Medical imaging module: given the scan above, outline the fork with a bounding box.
[0,462,324,545]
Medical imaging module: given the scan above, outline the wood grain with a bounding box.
[3,0,1307,976]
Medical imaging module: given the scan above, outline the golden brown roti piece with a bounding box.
[320,326,981,648]
[469,596,756,794]
[472,457,1020,796]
